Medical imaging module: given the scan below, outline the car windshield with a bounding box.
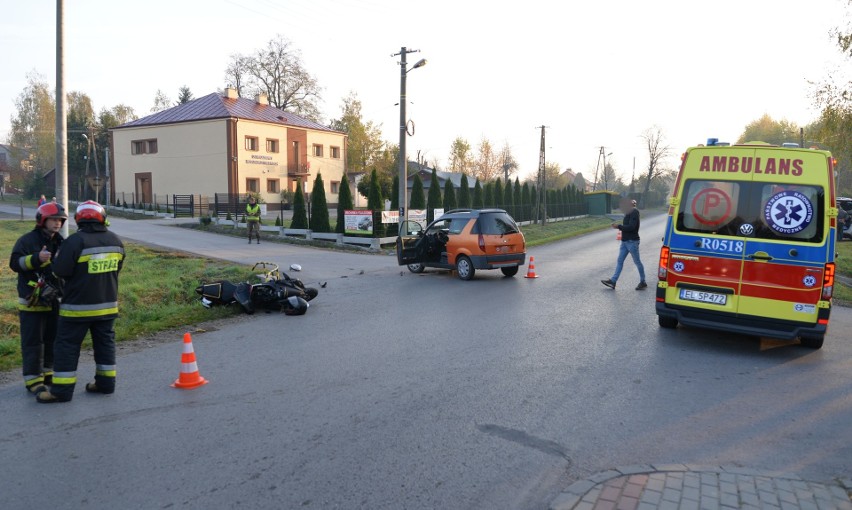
[476,212,520,235]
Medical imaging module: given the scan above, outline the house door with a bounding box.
[135,172,152,206]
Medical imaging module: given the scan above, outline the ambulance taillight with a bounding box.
[822,263,836,301]
[658,246,670,280]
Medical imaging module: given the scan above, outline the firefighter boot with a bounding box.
[35,389,71,404]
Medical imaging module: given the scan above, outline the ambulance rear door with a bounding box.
[734,147,830,327]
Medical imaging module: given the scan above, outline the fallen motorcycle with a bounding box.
[195,262,319,316]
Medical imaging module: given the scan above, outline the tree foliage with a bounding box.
[457,173,471,209]
[427,168,442,223]
[472,138,502,182]
[226,35,322,121]
[736,114,800,145]
[448,137,473,174]
[329,92,385,175]
[309,172,331,233]
[367,168,384,237]
[9,72,55,175]
[443,178,457,211]
[290,181,308,229]
[150,89,171,113]
[177,86,194,105]
[473,179,484,208]
[335,173,354,234]
[409,173,426,210]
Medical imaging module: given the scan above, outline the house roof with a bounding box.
[113,92,339,133]
[409,164,476,189]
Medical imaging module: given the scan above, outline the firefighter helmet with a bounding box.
[75,200,107,224]
[35,202,68,227]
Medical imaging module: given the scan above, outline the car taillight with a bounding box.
[658,246,670,279]
[478,233,485,252]
[822,262,835,300]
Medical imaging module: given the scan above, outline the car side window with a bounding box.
[448,218,467,234]
[426,219,451,235]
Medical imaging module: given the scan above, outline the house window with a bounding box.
[312,144,323,157]
[131,139,158,155]
[245,136,259,151]
[267,179,280,193]
[266,139,279,153]
[330,146,340,159]
[330,181,340,194]
[246,178,259,193]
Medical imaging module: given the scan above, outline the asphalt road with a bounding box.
[1,207,850,509]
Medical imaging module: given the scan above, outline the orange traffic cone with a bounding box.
[171,333,208,389]
[524,256,539,279]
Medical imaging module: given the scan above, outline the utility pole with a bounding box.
[55,0,68,237]
[535,126,547,225]
[392,46,426,234]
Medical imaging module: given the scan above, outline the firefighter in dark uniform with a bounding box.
[36,201,125,403]
[246,195,261,244]
[9,202,66,394]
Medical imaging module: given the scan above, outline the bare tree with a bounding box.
[499,142,518,181]
[640,126,672,207]
[224,54,250,97]
[241,35,323,120]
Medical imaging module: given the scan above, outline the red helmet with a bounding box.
[75,200,107,224]
[35,202,68,227]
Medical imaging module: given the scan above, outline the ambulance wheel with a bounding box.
[407,263,425,273]
[658,315,678,329]
[799,335,824,350]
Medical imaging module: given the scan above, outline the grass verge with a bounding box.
[1,220,251,373]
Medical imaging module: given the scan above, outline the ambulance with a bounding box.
[655,140,839,349]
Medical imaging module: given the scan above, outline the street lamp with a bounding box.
[394,47,426,235]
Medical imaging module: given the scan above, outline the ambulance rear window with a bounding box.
[676,179,824,243]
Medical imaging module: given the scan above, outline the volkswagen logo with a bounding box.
[739,223,755,236]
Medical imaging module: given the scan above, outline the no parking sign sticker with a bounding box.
[691,188,732,226]
[764,191,813,235]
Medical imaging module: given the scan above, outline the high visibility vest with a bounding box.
[246,203,260,222]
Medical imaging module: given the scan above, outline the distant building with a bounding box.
[110,88,347,209]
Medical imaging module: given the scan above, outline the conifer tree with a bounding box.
[367,168,384,237]
[473,179,484,209]
[336,173,354,234]
[521,182,531,221]
[443,179,457,211]
[309,173,332,232]
[483,182,492,208]
[427,168,442,223]
[290,181,308,229]
[410,173,426,209]
[458,173,471,209]
[513,178,522,217]
[494,179,504,209]
[503,178,513,216]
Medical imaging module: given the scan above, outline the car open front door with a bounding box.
[396,220,424,266]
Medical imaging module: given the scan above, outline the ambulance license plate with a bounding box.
[679,289,727,305]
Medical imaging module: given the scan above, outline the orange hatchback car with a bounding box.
[396,208,527,280]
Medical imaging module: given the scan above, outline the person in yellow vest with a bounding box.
[246,195,261,244]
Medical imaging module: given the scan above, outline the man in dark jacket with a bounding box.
[601,197,647,290]
[9,202,66,394]
[36,201,125,404]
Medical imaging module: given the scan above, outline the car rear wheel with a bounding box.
[407,263,425,274]
[501,266,519,277]
[658,315,678,329]
[456,256,475,281]
[799,335,824,349]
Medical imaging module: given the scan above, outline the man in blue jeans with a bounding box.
[601,198,647,290]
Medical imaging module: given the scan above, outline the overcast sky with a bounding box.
[1,0,848,183]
